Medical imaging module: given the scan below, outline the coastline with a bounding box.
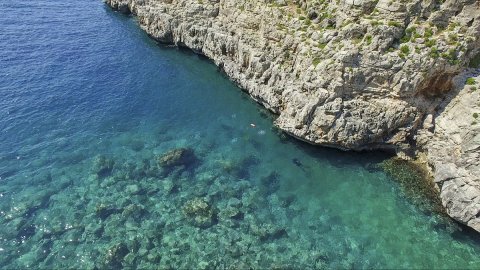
[103,0,480,232]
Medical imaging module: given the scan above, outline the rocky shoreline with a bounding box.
[104,0,480,232]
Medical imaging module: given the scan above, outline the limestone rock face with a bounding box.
[418,72,480,232]
[104,0,480,230]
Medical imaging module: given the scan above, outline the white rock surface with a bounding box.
[418,71,480,232]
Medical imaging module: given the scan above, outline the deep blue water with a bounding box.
[1,0,480,268]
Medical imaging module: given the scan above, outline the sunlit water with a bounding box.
[1,1,480,269]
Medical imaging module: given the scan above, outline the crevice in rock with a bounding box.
[417,72,457,97]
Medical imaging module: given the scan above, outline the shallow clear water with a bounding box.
[1,0,480,269]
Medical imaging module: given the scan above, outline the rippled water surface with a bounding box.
[1,0,480,269]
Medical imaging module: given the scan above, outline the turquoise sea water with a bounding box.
[1,0,480,268]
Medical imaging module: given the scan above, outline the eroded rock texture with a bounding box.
[418,72,480,232]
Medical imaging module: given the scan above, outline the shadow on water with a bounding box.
[275,129,393,168]
[452,224,480,245]
[146,43,392,172]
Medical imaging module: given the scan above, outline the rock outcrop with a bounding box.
[104,0,480,231]
[157,148,196,168]
[182,197,217,228]
[417,72,480,232]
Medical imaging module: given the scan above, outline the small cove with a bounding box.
[1,1,480,268]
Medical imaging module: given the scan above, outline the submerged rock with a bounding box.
[123,252,136,266]
[85,222,104,238]
[125,184,141,195]
[182,197,217,228]
[92,155,114,178]
[222,207,242,219]
[117,161,152,181]
[16,223,36,241]
[260,172,281,195]
[250,223,287,242]
[381,158,445,215]
[227,261,253,270]
[157,148,197,169]
[95,203,118,220]
[161,178,177,194]
[221,155,260,179]
[129,139,145,151]
[122,204,145,219]
[103,242,129,268]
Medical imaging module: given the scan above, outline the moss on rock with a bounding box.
[380,158,445,215]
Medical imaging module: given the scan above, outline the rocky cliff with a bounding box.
[104,0,480,231]
[417,71,480,232]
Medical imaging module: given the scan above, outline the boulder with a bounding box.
[157,148,196,168]
[182,197,217,228]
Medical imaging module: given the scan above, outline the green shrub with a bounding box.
[473,113,479,119]
[429,47,439,58]
[400,35,410,43]
[318,42,327,49]
[441,49,457,63]
[448,33,458,45]
[312,58,321,67]
[425,39,436,47]
[365,35,372,45]
[448,22,459,31]
[405,27,416,34]
[399,27,416,43]
[466,77,476,85]
[400,45,410,55]
[388,21,402,27]
[424,28,434,38]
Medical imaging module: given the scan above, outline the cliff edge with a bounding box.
[104,0,480,231]
[417,71,480,232]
